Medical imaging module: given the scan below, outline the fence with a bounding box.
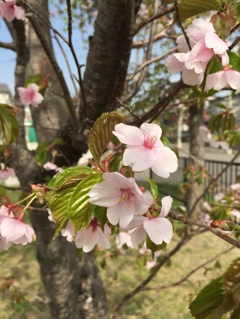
[150,157,240,204]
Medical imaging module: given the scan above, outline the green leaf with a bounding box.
[177,0,222,21]
[224,258,240,305]
[47,166,93,189]
[35,142,48,166]
[189,276,225,318]
[68,173,102,232]
[47,171,102,237]
[228,52,240,72]
[0,104,19,145]
[88,112,123,163]
[93,205,107,230]
[146,235,167,255]
[25,75,42,86]
[146,178,159,199]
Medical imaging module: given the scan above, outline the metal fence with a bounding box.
[150,157,240,204]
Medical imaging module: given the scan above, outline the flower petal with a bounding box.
[113,123,144,146]
[143,218,173,245]
[160,196,173,217]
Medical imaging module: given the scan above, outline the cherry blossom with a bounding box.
[74,220,111,253]
[165,52,204,85]
[0,0,25,21]
[0,167,16,181]
[18,83,44,107]
[127,196,173,248]
[113,123,178,178]
[0,206,36,246]
[166,17,229,87]
[230,183,240,191]
[199,126,228,150]
[88,172,153,229]
[205,68,240,92]
[43,162,62,173]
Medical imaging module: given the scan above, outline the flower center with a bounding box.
[143,133,157,150]
[120,188,133,202]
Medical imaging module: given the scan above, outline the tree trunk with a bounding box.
[186,103,205,217]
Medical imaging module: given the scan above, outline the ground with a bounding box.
[0,230,238,319]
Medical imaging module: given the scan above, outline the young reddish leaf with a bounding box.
[88,112,123,163]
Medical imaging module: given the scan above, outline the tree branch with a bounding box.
[128,47,177,82]
[134,6,175,35]
[132,32,177,49]
[168,211,240,248]
[109,0,135,110]
[26,14,79,130]
[142,246,234,291]
[0,41,16,51]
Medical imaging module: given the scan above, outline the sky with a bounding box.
[0,12,93,96]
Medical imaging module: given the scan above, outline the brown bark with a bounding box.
[186,103,205,217]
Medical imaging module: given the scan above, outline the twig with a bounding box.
[19,0,69,45]
[134,6,175,35]
[132,33,177,49]
[52,34,78,96]
[128,47,177,82]
[124,0,158,103]
[111,235,190,319]
[174,0,191,50]
[142,246,234,291]
[66,0,87,123]
[27,14,79,130]
[168,211,240,248]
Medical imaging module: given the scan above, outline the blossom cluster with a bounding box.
[0,205,35,251]
[0,0,24,21]
[166,17,240,91]
[48,123,177,253]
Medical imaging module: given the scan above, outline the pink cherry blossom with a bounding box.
[61,220,75,242]
[0,167,15,181]
[43,162,62,173]
[199,126,228,150]
[18,83,44,106]
[88,172,153,228]
[0,208,36,246]
[74,222,111,253]
[205,69,240,92]
[128,196,173,248]
[113,123,178,178]
[0,0,25,21]
[166,52,204,85]
[230,183,240,191]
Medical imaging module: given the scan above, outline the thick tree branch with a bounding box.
[108,0,135,111]
[0,41,16,51]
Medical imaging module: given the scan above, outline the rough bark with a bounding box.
[81,0,135,121]
[186,103,205,217]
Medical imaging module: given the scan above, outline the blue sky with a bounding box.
[0,14,92,96]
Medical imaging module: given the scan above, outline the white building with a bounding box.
[0,83,12,104]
